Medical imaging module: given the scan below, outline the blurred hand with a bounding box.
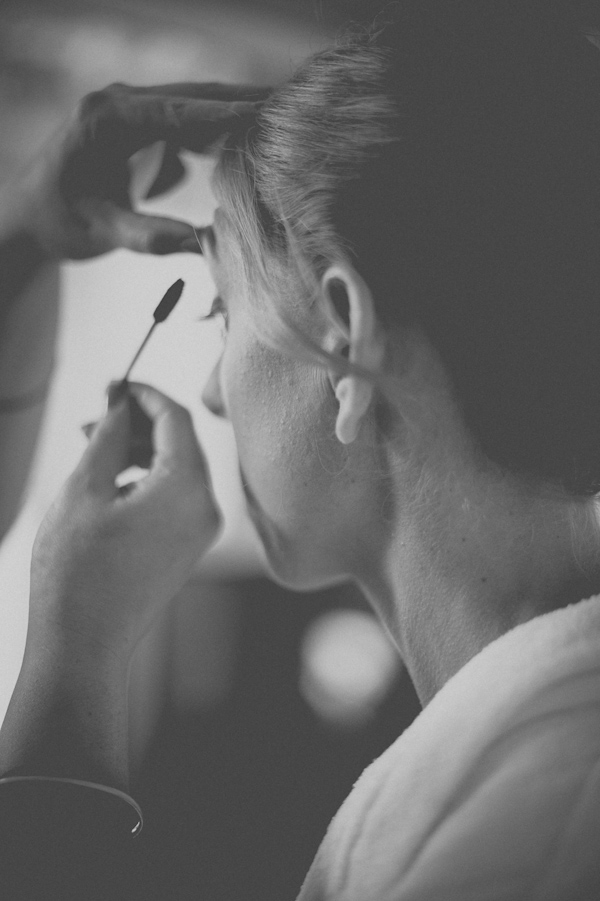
[6,82,268,260]
[29,384,221,662]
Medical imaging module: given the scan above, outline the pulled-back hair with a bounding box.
[215,1,600,494]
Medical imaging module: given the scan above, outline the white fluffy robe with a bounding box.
[297,596,600,901]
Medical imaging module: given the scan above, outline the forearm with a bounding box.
[0,186,60,539]
[0,638,144,899]
[0,631,130,793]
[0,622,143,895]
[0,240,59,395]
[0,168,56,320]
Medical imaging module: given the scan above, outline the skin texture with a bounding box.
[0,385,220,790]
[0,81,260,789]
[200,211,388,591]
[201,208,600,704]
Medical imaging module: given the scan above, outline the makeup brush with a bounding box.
[82,280,185,464]
[109,278,185,404]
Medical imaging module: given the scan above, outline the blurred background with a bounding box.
[0,1,420,897]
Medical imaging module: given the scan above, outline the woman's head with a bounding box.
[213,0,600,499]
[200,208,397,590]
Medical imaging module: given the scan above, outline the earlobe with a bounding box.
[320,263,383,445]
[335,378,373,444]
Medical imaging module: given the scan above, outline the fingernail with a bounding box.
[107,379,129,407]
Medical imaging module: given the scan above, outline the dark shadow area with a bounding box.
[132,578,420,900]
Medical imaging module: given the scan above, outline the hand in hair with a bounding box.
[2,82,269,261]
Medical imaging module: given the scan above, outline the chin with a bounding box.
[268,559,348,593]
[255,522,348,593]
[245,487,349,592]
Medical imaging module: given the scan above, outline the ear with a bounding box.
[320,263,384,444]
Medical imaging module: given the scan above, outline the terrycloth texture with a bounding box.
[297,597,600,901]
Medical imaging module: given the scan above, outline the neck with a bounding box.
[361,463,600,706]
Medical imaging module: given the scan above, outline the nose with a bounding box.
[202,357,227,418]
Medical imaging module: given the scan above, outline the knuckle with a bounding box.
[78,90,111,121]
[77,82,129,124]
[104,81,130,94]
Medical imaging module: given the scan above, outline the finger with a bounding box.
[124,82,272,102]
[127,382,207,472]
[126,394,154,469]
[76,198,202,254]
[85,91,261,156]
[76,398,131,494]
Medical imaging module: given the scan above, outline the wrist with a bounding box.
[0,628,131,790]
[26,610,133,680]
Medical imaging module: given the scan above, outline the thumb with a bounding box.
[76,397,131,494]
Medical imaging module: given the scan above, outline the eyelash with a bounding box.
[199,297,229,334]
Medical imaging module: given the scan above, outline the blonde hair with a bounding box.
[214,3,600,495]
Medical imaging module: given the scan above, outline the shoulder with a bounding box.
[297,597,600,900]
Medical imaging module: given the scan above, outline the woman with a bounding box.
[1,2,600,897]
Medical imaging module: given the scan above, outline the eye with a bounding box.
[199,295,229,336]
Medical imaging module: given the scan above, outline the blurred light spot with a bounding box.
[299,609,401,729]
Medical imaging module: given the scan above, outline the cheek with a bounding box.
[222,335,336,502]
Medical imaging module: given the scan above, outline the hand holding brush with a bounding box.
[83,279,185,469]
